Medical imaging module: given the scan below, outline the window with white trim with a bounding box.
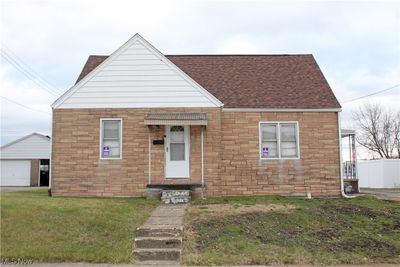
[100,119,122,159]
[260,122,299,159]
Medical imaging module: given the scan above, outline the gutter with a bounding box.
[338,111,356,199]
[223,108,342,113]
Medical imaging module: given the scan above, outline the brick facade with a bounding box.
[220,111,340,197]
[51,108,340,197]
[51,108,221,197]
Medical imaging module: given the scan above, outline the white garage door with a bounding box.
[0,160,31,186]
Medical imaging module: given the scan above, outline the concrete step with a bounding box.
[136,226,182,237]
[161,190,191,204]
[134,248,181,261]
[135,236,182,249]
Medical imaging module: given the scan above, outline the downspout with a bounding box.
[353,134,360,193]
[338,111,356,198]
[148,132,151,185]
[48,108,53,196]
[201,125,204,198]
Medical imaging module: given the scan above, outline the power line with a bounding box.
[1,45,62,93]
[0,96,51,115]
[342,83,400,104]
[1,51,60,97]
[1,47,61,94]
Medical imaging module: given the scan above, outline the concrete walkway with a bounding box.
[142,204,186,228]
[361,188,400,201]
[133,204,187,262]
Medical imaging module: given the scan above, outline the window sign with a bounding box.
[103,146,110,157]
[262,145,269,157]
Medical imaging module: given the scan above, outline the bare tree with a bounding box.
[352,103,400,158]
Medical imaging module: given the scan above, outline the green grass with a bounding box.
[184,196,400,265]
[0,189,159,263]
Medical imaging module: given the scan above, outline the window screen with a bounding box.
[101,120,121,158]
[260,122,299,159]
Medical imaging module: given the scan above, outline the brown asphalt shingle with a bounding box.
[75,54,341,109]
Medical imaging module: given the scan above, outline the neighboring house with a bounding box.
[51,34,341,197]
[0,133,51,187]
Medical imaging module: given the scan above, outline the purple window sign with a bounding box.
[103,146,110,157]
[262,146,269,158]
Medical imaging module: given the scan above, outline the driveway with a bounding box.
[361,188,400,201]
[0,186,44,193]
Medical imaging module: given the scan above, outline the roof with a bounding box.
[144,112,207,126]
[0,133,50,149]
[76,54,341,109]
[341,129,356,137]
[0,133,51,159]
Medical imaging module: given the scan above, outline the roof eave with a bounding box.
[222,108,342,112]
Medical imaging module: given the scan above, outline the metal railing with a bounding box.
[343,161,357,180]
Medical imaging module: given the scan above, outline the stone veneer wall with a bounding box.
[51,108,221,197]
[219,111,341,197]
[52,108,340,197]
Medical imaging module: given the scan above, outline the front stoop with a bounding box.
[134,205,186,264]
[161,190,191,204]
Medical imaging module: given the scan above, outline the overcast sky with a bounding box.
[1,0,399,156]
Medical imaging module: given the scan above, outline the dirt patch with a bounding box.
[332,235,399,257]
[187,212,269,246]
[183,199,400,265]
[187,203,295,221]
[320,204,379,217]
[382,221,400,232]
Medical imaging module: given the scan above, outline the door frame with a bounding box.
[165,125,190,178]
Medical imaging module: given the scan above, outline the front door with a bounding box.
[165,125,190,178]
[39,159,50,186]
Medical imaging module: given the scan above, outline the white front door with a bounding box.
[165,125,190,178]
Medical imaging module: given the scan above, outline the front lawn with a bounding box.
[0,189,159,263]
[183,196,400,265]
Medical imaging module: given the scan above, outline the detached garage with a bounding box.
[0,133,51,187]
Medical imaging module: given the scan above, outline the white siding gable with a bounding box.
[53,34,223,109]
[0,133,51,159]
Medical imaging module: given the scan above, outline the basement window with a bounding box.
[100,118,122,159]
[259,122,299,159]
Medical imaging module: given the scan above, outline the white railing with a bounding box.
[343,161,357,180]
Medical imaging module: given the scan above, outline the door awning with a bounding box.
[144,112,207,126]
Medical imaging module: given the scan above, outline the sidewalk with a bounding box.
[1,262,399,267]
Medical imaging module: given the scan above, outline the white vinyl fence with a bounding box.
[358,159,400,188]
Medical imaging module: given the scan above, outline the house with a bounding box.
[0,133,51,187]
[51,34,342,197]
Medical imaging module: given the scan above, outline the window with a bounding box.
[170,126,185,161]
[259,122,299,159]
[100,119,122,159]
